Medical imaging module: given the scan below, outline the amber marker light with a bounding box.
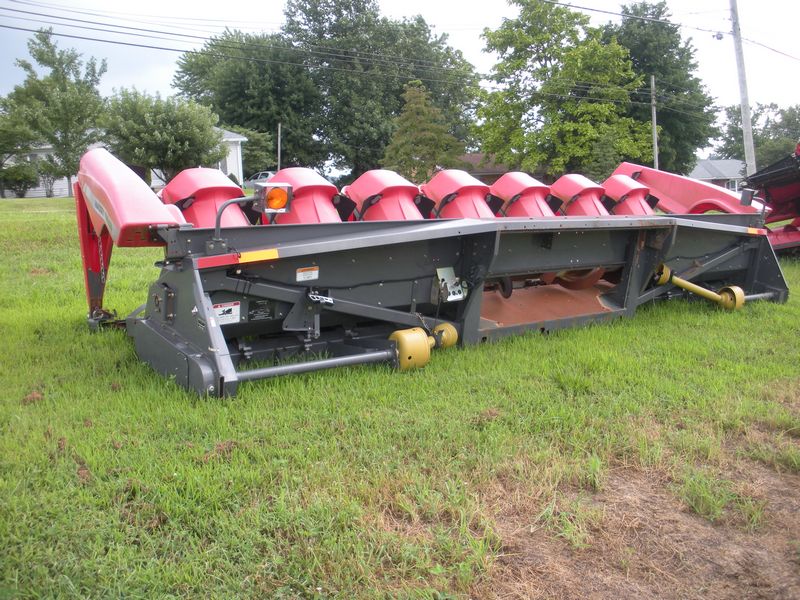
[256,182,292,213]
[266,187,288,210]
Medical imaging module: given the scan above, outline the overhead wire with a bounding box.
[537,0,800,62]
[0,20,718,119]
[4,0,462,71]
[0,6,473,75]
[0,1,741,119]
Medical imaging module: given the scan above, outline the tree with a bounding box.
[36,156,60,197]
[7,29,106,196]
[224,125,274,177]
[174,32,327,169]
[0,162,38,198]
[715,103,800,169]
[103,89,226,182]
[381,81,465,181]
[477,1,651,178]
[602,1,717,174]
[283,0,479,176]
[0,100,38,198]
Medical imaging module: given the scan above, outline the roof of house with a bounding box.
[689,159,745,181]
[459,153,508,176]
[217,127,247,143]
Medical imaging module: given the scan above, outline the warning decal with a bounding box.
[296,266,320,282]
[213,301,241,325]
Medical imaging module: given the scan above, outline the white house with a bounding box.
[688,159,746,191]
[16,127,247,198]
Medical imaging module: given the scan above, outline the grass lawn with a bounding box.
[1,197,800,598]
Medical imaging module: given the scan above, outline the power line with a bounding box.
[0,19,719,119]
[0,6,474,75]
[0,4,722,106]
[5,0,466,71]
[0,23,479,89]
[538,0,800,62]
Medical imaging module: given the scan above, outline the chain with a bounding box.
[97,234,106,284]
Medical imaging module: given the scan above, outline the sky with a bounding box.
[1,0,798,121]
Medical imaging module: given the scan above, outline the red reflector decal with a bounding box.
[196,253,240,269]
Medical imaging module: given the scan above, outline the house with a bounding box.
[16,127,247,198]
[688,159,746,191]
[459,153,510,184]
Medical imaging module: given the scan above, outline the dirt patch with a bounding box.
[473,408,503,429]
[116,479,167,531]
[72,454,92,485]
[29,267,53,276]
[473,465,800,599]
[110,382,122,392]
[200,440,239,463]
[22,390,44,405]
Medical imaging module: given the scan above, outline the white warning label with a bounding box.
[296,266,320,282]
[213,301,240,325]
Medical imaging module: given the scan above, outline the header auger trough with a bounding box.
[75,149,788,397]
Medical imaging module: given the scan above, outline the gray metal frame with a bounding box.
[119,213,788,396]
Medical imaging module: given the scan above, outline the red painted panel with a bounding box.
[421,169,495,219]
[77,148,182,247]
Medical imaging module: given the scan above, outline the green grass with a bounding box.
[1,198,800,597]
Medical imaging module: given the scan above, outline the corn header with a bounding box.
[75,149,788,396]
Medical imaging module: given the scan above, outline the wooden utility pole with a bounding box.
[650,75,659,170]
[277,122,282,171]
[729,0,757,175]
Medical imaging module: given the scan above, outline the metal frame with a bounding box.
[111,213,788,396]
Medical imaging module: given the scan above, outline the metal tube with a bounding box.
[236,349,396,382]
[213,197,250,240]
[743,292,778,302]
[670,275,722,303]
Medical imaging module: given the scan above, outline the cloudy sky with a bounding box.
[1,0,797,114]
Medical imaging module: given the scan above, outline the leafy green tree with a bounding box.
[715,103,800,169]
[0,162,38,198]
[283,0,478,176]
[36,156,61,197]
[602,1,717,174]
[478,1,651,178]
[224,125,274,177]
[381,81,465,181]
[0,100,38,198]
[7,29,106,196]
[103,89,226,182]
[174,32,326,169]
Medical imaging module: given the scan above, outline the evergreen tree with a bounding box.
[381,81,465,182]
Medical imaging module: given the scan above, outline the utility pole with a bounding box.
[277,122,282,171]
[650,75,659,170]
[729,0,756,175]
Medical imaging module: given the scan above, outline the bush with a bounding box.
[36,158,62,198]
[1,162,39,198]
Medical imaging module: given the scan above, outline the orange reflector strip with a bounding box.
[747,227,768,236]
